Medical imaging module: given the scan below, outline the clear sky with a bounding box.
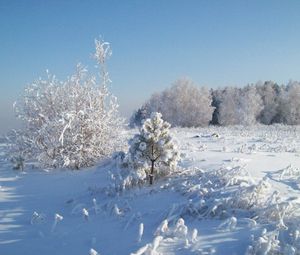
[1,0,300,134]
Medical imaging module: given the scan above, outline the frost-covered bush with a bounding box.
[108,151,148,193]
[246,224,300,255]
[11,39,123,169]
[127,112,180,185]
[134,78,214,127]
[131,218,200,255]
[163,161,299,232]
[246,228,281,255]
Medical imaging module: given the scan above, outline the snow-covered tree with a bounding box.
[278,81,300,125]
[256,81,280,125]
[129,105,149,128]
[210,88,221,125]
[215,85,262,126]
[140,78,214,127]
[12,39,123,169]
[215,87,241,126]
[128,112,179,185]
[238,85,263,125]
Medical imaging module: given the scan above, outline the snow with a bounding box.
[1,125,300,254]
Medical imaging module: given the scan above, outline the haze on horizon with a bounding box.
[1,0,300,134]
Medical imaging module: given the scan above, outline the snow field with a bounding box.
[0,125,300,254]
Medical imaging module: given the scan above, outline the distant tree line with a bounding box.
[130,79,300,127]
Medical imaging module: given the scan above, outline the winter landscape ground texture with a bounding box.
[1,125,300,255]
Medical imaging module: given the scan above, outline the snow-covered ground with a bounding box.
[1,125,300,255]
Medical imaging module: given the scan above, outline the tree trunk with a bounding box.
[149,160,154,185]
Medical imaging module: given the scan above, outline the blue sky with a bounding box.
[1,0,300,134]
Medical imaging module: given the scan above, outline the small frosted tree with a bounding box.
[128,112,179,185]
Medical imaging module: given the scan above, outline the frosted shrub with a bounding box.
[168,165,297,229]
[231,176,271,210]
[108,152,147,193]
[131,217,200,254]
[12,39,123,169]
[246,226,300,255]
[274,164,300,181]
[246,229,281,255]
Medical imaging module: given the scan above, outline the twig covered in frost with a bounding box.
[124,213,137,230]
[92,198,101,215]
[30,211,39,225]
[154,219,169,236]
[71,203,86,215]
[218,217,237,232]
[283,245,296,255]
[130,244,151,255]
[191,228,198,243]
[51,213,63,232]
[240,218,257,228]
[112,204,122,217]
[166,203,177,219]
[82,208,89,221]
[89,248,99,255]
[278,164,300,180]
[152,236,163,251]
[174,218,188,238]
[137,223,144,243]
